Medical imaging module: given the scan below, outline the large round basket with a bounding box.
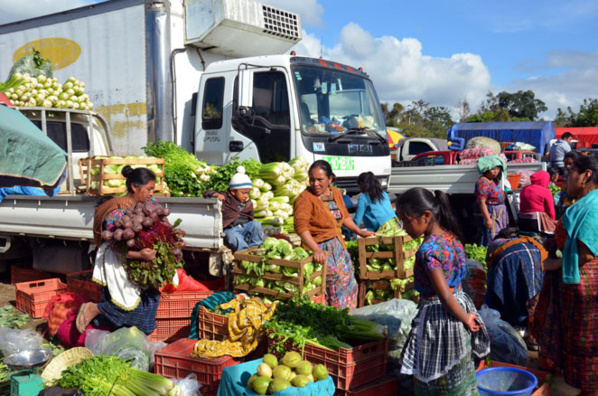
[41,347,93,384]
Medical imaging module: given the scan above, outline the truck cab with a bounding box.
[19,107,112,193]
[194,55,391,195]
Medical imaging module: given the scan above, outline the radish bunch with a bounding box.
[101,202,172,247]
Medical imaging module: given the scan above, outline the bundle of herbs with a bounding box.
[264,297,387,355]
[102,201,185,289]
[54,355,180,396]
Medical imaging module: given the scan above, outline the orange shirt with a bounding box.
[293,186,350,248]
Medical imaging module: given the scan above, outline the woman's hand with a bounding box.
[213,193,225,201]
[174,229,186,238]
[313,248,327,265]
[138,248,156,262]
[464,313,483,333]
[485,217,493,229]
[359,230,376,238]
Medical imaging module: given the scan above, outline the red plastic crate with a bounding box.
[197,306,229,341]
[154,338,238,394]
[150,318,192,343]
[156,290,213,319]
[267,337,388,391]
[15,278,68,318]
[334,375,399,396]
[66,270,102,302]
[11,265,54,285]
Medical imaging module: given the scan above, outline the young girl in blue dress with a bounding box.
[397,187,490,395]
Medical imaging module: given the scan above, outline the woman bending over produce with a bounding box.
[353,171,401,232]
[293,160,375,309]
[77,166,174,334]
[397,187,490,395]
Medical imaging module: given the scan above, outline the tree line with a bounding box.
[382,90,598,139]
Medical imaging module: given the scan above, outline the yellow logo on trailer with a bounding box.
[13,38,81,71]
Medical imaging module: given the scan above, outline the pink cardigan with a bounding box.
[519,171,555,220]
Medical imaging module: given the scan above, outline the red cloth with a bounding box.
[43,292,90,337]
[519,170,556,220]
[159,268,223,293]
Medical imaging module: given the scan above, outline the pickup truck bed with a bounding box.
[0,195,224,251]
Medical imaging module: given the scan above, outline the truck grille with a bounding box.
[262,5,301,42]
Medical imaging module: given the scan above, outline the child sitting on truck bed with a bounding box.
[203,166,264,252]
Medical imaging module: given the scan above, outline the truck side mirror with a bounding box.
[238,69,253,116]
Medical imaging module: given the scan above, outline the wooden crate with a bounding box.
[357,235,417,280]
[232,247,326,300]
[357,279,418,307]
[78,156,166,196]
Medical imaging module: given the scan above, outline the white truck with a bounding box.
[0,0,392,274]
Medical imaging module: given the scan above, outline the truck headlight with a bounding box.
[379,177,388,189]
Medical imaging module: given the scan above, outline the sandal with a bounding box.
[76,303,90,334]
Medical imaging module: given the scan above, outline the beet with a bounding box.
[142,218,154,229]
[121,215,131,223]
[113,229,124,241]
[162,207,171,217]
[131,215,144,224]
[155,208,165,217]
[102,230,113,241]
[143,203,158,216]
[122,228,135,240]
[150,212,159,223]
[132,223,143,233]
[123,221,133,230]
[126,238,137,248]
[114,219,124,229]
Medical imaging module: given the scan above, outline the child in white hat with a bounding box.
[203,166,263,251]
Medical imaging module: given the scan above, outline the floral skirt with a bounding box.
[319,237,358,309]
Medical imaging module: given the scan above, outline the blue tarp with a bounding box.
[447,121,555,156]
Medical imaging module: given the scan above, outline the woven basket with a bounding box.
[41,347,93,384]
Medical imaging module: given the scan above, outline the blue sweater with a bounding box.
[353,191,396,231]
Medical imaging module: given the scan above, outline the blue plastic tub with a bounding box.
[476,367,538,396]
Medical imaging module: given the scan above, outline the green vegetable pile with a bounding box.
[54,355,180,396]
[143,140,211,197]
[0,305,30,329]
[548,183,560,197]
[235,237,323,304]
[363,279,419,305]
[264,297,387,354]
[464,243,488,271]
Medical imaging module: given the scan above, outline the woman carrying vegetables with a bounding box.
[397,187,490,395]
[293,160,375,309]
[77,166,170,334]
[353,171,401,232]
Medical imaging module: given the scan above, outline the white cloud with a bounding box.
[291,22,492,117]
[262,0,324,27]
[0,0,95,25]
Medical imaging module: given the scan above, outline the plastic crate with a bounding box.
[156,290,214,319]
[150,318,192,343]
[15,279,68,318]
[267,336,388,391]
[476,361,552,396]
[154,338,239,391]
[66,270,102,302]
[233,247,327,300]
[11,265,54,285]
[197,306,229,341]
[358,235,417,280]
[334,375,398,396]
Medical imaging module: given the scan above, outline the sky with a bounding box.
[1,0,597,121]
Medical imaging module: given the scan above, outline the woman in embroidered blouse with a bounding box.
[294,160,375,309]
[475,155,508,247]
[397,187,490,395]
[76,166,163,335]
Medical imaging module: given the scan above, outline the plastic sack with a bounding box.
[0,327,44,356]
[478,305,528,366]
[513,142,535,151]
[461,259,487,309]
[349,298,417,369]
[7,51,53,80]
[160,268,211,293]
[173,374,203,396]
[85,327,162,371]
[43,292,90,337]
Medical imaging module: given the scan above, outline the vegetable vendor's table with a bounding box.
[217,358,335,396]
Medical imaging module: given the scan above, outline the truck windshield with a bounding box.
[291,65,386,140]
